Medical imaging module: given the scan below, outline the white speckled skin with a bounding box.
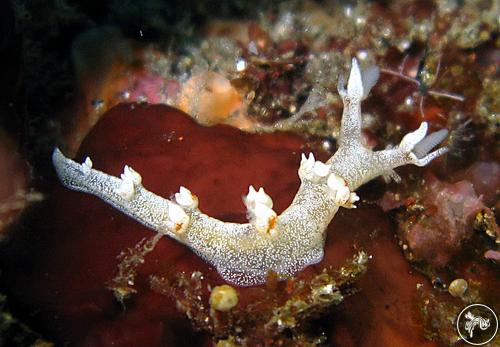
[52,58,448,286]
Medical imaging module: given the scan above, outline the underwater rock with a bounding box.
[0,102,447,346]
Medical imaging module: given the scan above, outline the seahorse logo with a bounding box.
[464,311,490,338]
[457,304,498,345]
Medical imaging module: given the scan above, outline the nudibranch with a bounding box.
[52,58,448,286]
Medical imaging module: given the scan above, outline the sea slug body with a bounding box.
[52,58,448,286]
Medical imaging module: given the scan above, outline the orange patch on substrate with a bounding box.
[177,71,253,129]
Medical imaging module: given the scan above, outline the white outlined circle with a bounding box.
[456,304,498,345]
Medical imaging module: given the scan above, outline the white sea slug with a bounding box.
[52,58,448,286]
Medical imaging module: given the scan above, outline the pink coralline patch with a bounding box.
[128,73,180,105]
[452,161,500,206]
[484,250,500,261]
[406,174,485,267]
